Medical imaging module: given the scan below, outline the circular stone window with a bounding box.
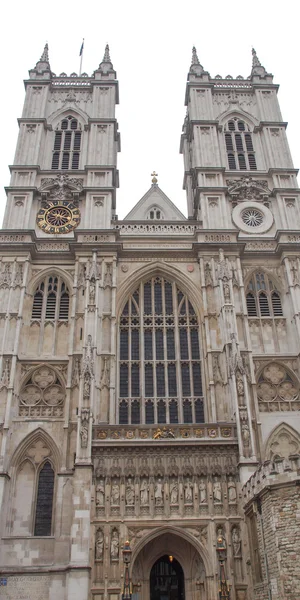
[232,201,273,234]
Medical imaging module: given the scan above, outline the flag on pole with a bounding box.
[79,40,84,56]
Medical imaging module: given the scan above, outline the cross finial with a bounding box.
[151,171,158,184]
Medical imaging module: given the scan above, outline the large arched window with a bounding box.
[118,276,204,424]
[246,272,283,318]
[51,115,82,170]
[32,275,69,321]
[224,119,257,171]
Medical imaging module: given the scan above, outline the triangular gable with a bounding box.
[124,185,186,221]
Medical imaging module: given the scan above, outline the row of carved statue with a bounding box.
[96,475,238,508]
[94,524,242,562]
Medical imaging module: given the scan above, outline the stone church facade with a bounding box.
[0,44,299,600]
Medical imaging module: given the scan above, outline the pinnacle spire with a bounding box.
[189,46,205,77]
[39,43,49,63]
[191,46,200,66]
[103,44,111,63]
[95,43,115,77]
[30,42,51,77]
[251,48,261,68]
[250,47,269,78]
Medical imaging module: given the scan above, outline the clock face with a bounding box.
[37,200,81,234]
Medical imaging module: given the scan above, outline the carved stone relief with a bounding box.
[39,173,83,202]
[0,359,11,389]
[227,177,271,202]
[0,264,12,287]
[19,365,65,417]
[257,362,299,412]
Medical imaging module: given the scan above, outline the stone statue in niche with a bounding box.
[204,262,213,286]
[100,357,110,389]
[125,478,135,505]
[80,424,88,448]
[236,372,245,405]
[83,371,91,400]
[89,277,96,304]
[95,528,104,559]
[213,476,222,503]
[241,423,251,457]
[110,529,119,559]
[103,263,112,288]
[199,478,207,503]
[170,479,179,504]
[111,480,120,505]
[232,527,242,557]
[290,260,300,286]
[184,478,193,503]
[154,478,164,505]
[223,277,231,302]
[80,408,90,449]
[227,476,237,502]
[140,479,149,505]
[96,479,105,507]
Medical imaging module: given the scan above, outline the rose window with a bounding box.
[241,208,264,227]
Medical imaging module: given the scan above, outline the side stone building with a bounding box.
[0,43,299,600]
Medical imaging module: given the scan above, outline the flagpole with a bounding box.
[79,38,84,75]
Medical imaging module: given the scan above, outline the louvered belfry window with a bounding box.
[225,119,257,171]
[32,276,70,321]
[246,272,283,318]
[51,116,82,170]
[118,277,204,425]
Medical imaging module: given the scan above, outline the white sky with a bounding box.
[0,0,299,222]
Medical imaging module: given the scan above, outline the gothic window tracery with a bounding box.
[10,437,56,537]
[19,365,65,417]
[118,277,204,424]
[257,363,299,412]
[51,115,82,170]
[246,272,283,318]
[225,119,257,171]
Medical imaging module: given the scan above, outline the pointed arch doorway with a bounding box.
[150,555,185,600]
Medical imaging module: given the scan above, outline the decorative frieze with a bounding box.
[93,423,236,441]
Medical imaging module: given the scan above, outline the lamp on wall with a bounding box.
[122,540,132,600]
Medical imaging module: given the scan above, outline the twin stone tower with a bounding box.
[0,44,299,600]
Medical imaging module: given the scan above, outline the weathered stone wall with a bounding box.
[243,461,300,600]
